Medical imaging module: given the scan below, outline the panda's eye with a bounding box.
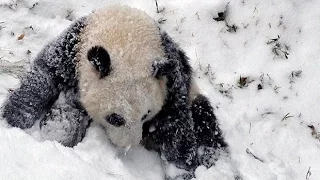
[105,113,126,127]
[87,46,112,78]
[141,110,151,121]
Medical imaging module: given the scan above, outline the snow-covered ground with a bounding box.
[1,0,320,179]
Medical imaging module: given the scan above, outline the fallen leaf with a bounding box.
[17,33,25,40]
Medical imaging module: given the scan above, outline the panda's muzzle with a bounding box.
[105,113,126,127]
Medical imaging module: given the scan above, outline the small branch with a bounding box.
[155,0,160,13]
[66,9,74,21]
[274,85,281,93]
[29,2,38,10]
[253,3,259,12]
[306,166,311,180]
[246,148,264,162]
[281,113,294,121]
[195,12,200,20]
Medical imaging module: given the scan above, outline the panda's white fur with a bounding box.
[77,5,167,147]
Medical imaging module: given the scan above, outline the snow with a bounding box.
[1,0,320,179]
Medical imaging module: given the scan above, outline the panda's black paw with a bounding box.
[40,103,90,147]
[190,94,229,169]
[2,104,36,129]
[191,94,228,149]
[197,146,228,168]
[152,59,178,78]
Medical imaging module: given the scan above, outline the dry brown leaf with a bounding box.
[17,33,25,40]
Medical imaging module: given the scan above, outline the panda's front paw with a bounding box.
[152,59,178,78]
[2,104,35,129]
[39,104,89,147]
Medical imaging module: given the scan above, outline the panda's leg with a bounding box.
[1,18,86,130]
[143,82,198,174]
[39,91,91,147]
[1,65,60,129]
[191,94,228,168]
[143,102,198,169]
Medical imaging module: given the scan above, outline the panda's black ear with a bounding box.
[87,46,111,78]
[152,59,178,79]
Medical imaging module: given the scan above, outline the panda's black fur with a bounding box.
[1,7,228,179]
[143,32,197,170]
[2,17,88,130]
[142,32,227,172]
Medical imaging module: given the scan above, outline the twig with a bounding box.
[281,113,294,121]
[158,18,167,24]
[66,9,74,21]
[261,111,274,118]
[253,3,259,12]
[306,166,311,180]
[289,70,302,83]
[155,0,159,13]
[267,35,289,59]
[267,35,280,44]
[246,148,264,162]
[274,85,281,93]
[266,74,273,85]
[29,2,38,10]
[195,12,200,20]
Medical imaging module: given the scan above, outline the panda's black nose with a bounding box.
[105,113,126,127]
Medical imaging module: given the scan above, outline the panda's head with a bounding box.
[77,5,171,148]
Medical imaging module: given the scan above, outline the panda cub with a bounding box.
[1,5,228,178]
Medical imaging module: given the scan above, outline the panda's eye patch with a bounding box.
[105,113,126,127]
[87,46,111,78]
[141,110,151,121]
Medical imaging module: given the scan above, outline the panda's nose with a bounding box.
[105,113,126,127]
